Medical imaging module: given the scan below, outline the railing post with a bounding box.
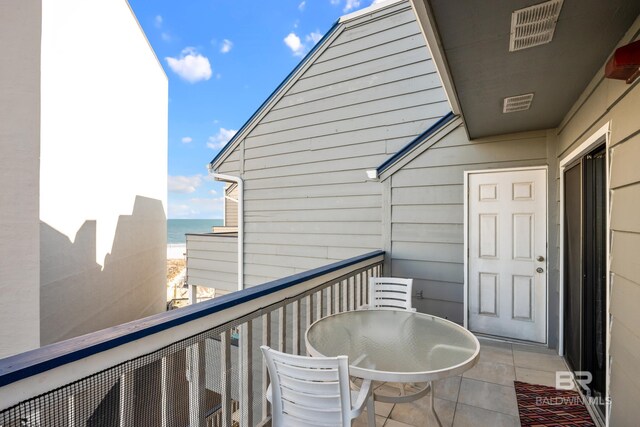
[240,321,253,427]
[187,342,206,427]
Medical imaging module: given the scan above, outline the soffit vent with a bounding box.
[509,0,563,52]
[503,93,534,113]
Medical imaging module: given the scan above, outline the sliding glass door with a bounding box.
[563,144,607,417]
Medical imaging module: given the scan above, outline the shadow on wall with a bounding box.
[39,195,167,346]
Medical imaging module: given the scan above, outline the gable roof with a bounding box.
[209,0,408,171]
[372,111,462,181]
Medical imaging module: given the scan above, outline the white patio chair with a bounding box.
[261,345,375,427]
[363,277,415,311]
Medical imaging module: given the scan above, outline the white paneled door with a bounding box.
[468,168,547,343]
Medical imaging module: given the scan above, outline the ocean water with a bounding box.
[168,219,224,244]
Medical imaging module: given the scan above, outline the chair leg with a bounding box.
[367,394,376,426]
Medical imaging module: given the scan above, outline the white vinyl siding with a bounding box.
[215,0,450,285]
[388,125,548,324]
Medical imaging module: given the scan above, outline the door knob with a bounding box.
[537,256,545,262]
[536,267,544,273]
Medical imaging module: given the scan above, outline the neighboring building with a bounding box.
[192,0,640,423]
[0,0,168,358]
[187,0,449,293]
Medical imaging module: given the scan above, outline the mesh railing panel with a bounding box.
[0,262,381,427]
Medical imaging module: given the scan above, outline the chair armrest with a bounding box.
[350,379,373,418]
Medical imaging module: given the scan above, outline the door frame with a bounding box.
[558,122,610,422]
[463,166,549,344]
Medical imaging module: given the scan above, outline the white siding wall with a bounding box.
[186,234,238,293]
[554,17,640,425]
[0,0,42,358]
[387,125,549,324]
[224,185,238,227]
[38,0,168,345]
[218,0,450,286]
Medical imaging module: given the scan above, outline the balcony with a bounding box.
[0,250,567,426]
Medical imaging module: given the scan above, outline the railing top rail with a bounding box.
[0,250,383,388]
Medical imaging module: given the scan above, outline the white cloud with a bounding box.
[181,136,192,144]
[284,32,305,56]
[165,47,212,83]
[306,31,323,45]
[168,175,203,194]
[330,0,340,4]
[344,0,361,11]
[154,15,163,28]
[209,189,218,195]
[207,128,238,149]
[161,32,172,42]
[298,1,306,11]
[220,39,233,53]
[371,0,387,4]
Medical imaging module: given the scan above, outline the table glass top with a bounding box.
[306,310,478,375]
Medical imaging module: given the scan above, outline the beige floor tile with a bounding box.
[457,378,519,416]
[452,402,520,427]
[477,337,513,350]
[515,366,567,389]
[512,343,557,355]
[478,344,514,366]
[434,376,462,402]
[513,350,567,373]
[463,360,516,387]
[384,419,416,427]
[353,412,386,427]
[389,397,456,427]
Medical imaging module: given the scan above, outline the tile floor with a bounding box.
[353,337,568,427]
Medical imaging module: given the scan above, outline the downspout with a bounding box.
[208,169,244,292]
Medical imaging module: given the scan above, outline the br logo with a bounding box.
[556,371,593,393]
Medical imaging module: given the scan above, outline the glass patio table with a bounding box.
[305,310,480,425]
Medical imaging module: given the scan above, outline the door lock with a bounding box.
[536,267,544,273]
[537,256,545,262]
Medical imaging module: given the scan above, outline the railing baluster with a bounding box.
[188,342,206,427]
[241,320,253,427]
[261,313,271,420]
[293,300,300,355]
[343,279,348,312]
[305,295,313,356]
[278,306,286,353]
[161,356,175,427]
[327,285,333,315]
[355,273,361,309]
[316,289,323,321]
[119,371,134,427]
[220,331,232,427]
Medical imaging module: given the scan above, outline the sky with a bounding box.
[128,0,385,219]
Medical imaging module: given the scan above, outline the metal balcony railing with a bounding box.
[0,250,384,427]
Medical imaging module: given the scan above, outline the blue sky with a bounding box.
[128,0,383,219]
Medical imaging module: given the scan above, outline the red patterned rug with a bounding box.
[514,381,595,426]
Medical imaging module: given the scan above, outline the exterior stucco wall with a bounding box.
[0,0,42,358]
[39,0,168,345]
[553,16,640,426]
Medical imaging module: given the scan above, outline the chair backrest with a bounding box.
[368,277,414,311]
[261,345,352,426]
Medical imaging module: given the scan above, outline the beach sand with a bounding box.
[167,243,186,260]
